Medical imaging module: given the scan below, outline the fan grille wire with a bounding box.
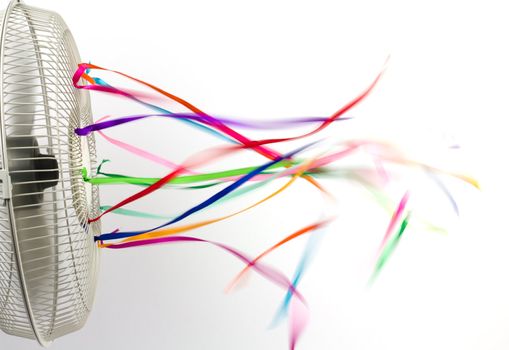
[0,1,100,346]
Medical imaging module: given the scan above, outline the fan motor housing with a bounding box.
[0,0,101,346]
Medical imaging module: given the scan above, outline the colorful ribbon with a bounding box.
[73,59,477,350]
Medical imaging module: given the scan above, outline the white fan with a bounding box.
[0,0,101,346]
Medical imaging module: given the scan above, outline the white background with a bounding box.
[2,0,509,349]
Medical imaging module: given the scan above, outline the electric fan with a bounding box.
[0,0,101,346]
[0,0,478,349]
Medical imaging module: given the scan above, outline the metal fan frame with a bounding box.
[0,0,101,346]
[0,0,42,343]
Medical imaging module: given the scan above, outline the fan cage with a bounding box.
[0,0,100,346]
